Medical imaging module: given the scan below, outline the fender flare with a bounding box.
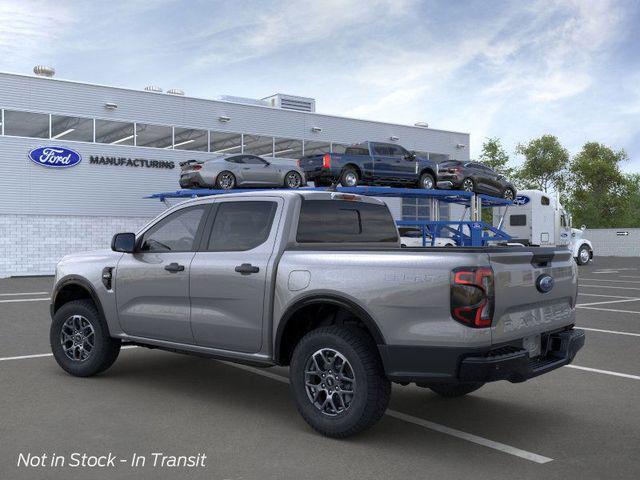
[51,275,106,323]
[274,294,386,364]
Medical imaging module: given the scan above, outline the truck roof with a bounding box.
[172,189,388,208]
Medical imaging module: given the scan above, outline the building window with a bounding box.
[243,134,274,156]
[273,137,303,158]
[210,131,243,154]
[331,143,349,154]
[429,153,450,163]
[95,119,134,145]
[136,123,172,149]
[51,115,93,142]
[303,140,330,156]
[173,127,208,151]
[3,110,49,138]
[402,198,431,221]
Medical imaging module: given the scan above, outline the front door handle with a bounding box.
[235,263,260,275]
[164,262,185,273]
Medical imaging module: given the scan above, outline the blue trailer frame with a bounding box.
[146,186,513,247]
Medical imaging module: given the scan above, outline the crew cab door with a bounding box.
[189,197,282,353]
[115,205,209,343]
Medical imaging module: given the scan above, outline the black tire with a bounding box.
[576,244,591,265]
[429,382,484,398]
[215,171,236,190]
[284,171,303,189]
[502,187,515,200]
[290,326,391,438]
[461,178,475,192]
[340,167,359,187]
[419,172,435,190]
[50,300,121,377]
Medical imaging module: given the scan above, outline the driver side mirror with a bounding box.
[111,232,136,253]
[404,152,416,161]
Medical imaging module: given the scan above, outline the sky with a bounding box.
[1,0,639,171]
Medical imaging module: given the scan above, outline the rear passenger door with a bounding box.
[189,197,283,353]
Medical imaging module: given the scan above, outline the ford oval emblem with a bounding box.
[514,195,530,206]
[536,274,554,293]
[28,146,82,168]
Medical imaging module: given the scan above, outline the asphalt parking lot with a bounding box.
[1,257,639,480]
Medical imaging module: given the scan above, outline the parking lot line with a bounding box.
[0,297,50,304]
[580,278,640,284]
[576,298,640,307]
[0,353,53,362]
[581,327,640,337]
[577,306,640,314]
[224,362,553,464]
[578,293,638,299]
[579,284,640,291]
[0,292,49,297]
[566,365,640,381]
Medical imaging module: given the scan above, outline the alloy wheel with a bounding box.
[343,172,358,187]
[503,188,515,200]
[422,176,434,189]
[462,179,474,192]
[286,172,302,188]
[218,173,235,189]
[579,247,590,264]
[60,315,95,362]
[304,348,356,416]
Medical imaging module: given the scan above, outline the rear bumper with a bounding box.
[303,167,336,182]
[179,172,208,188]
[380,328,585,384]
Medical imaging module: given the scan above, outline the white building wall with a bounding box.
[0,214,152,277]
[583,228,640,257]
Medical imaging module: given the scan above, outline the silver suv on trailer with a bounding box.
[50,190,585,437]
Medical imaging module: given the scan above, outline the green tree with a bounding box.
[478,137,515,177]
[515,135,569,192]
[567,142,634,228]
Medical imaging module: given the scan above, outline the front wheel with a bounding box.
[502,187,515,200]
[289,326,391,438]
[576,244,591,265]
[284,171,303,189]
[429,382,484,398]
[419,172,435,190]
[50,300,121,377]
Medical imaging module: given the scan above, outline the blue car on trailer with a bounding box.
[298,141,440,190]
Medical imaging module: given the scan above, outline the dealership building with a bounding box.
[0,69,471,277]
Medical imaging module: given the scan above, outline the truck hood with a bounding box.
[58,249,119,265]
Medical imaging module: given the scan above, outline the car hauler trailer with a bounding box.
[493,189,594,265]
[147,186,514,247]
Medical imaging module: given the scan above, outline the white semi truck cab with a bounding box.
[494,189,594,265]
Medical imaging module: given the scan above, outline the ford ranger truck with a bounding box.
[298,141,439,189]
[50,190,584,438]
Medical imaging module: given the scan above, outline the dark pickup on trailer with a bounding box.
[298,141,440,189]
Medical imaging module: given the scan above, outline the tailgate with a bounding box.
[299,154,340,174]
[489,248,577,345]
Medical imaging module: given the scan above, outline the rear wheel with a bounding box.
[429,382,484,398]
[340,167,359,187]
[215,171,236,190]
[290,326,391,438]
[50,300,121,377]
[419,172,435,190]
[461,178,475,192]
[576,244,591,265]
[284,171,303,189]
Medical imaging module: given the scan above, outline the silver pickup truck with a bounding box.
[50,190,584,437]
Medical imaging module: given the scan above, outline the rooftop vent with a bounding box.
[144,85,163,93]
[33,65,55,77]
[414,122,429,128]
[167,88,185,96]
[262,93,316,113]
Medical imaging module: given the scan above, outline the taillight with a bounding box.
[450,266,494,328]
[193,165,202,171]
[322,153,331,169]
[296,159,301,167]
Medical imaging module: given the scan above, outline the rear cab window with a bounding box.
[297,200,398,243]
[344,144,370,156]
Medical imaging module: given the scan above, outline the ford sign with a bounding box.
[514,195,530,206]
[536,274,554,294]
[28,146,82,168]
